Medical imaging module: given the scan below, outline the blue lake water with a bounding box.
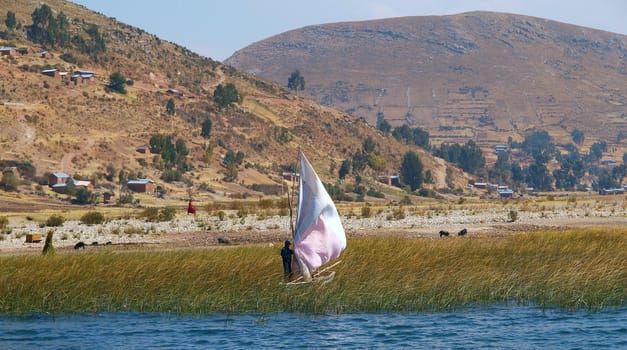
[1,306,625,349]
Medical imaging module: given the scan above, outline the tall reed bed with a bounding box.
[1,228,624,314]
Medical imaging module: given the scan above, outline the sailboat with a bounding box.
[283,150,347,285]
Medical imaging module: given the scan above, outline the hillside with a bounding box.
[0,0,467,206]
[226,12,627,162]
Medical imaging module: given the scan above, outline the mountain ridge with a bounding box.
[226,11,627,161]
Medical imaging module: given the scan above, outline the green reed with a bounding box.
[1,228,624,314]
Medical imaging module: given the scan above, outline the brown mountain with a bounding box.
[0,0,467,206]
[226,12,627,159]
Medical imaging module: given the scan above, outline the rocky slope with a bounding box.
[0,0,468,205]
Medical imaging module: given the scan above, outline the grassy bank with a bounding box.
[1,228,624,314]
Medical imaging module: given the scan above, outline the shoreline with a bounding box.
[2,202,627,254]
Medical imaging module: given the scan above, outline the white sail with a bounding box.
[292,151,346,281]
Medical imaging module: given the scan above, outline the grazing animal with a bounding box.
[91,241,99,246]
[458,228,468,236]
[439,230,450,237]
[105,241,112,245]
[217,237,231,244]
[74,241,86,250]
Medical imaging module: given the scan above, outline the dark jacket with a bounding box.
[281,246,293,263]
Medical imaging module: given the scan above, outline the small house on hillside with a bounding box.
[127,178,155,193]
[599,187,625,195]
[51,179,94,194]
[71,70,95,84]
[16,47,33,56]
[0,46,17,56]
[498,189,514,198]
[167,88,183,96]
[136,145,151,154]
[103,192,115,204]
[473,182,487,189]
[494,145,507,154]
[42,69,59,78]
[73,180,94,191]
[48,172,70,186]
[378,175,401,187]
[282,172,300,181]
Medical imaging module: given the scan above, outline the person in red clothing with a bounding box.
[187,200,196,214]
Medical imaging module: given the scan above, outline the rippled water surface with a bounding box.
[1,306,625,349]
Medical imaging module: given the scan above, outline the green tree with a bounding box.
[275,126,291,144]
[595,168,618,190]
[5,11,16,30]
[223,149,242,182]
[401,151,424,191]
[287,70,305,94]
[201,118,212,138]
[105,163,116,182]
[525,161,553,191]
[55,12,70,47]
[29,4,54,44]
[166,98,176,115]
[175,138,189,159]
[213,83,239,109]
[108,72,127,94]
[338,160,351,180]
[522,130,554,162]
[458,140,485,174]
[0,172,19,192]
[74,187,96,204]
[392,124,413,144]
[362,136,376,153]
[571,129,584,145]
[378,119,391,134]
[27,5,71,48]
[351,151,368,174]
[412,127,430,148]
[586,141,607,163]
[83,24,106,56]
[424,170,433,184]
[118,169,128,185]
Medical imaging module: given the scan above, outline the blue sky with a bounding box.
[71,0,627,61]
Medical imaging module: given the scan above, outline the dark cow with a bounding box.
[458,228,468,236]
[217,237,231,244]
[439,230,450,237]
[74,241,86,249]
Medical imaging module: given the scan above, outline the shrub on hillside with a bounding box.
[0,216,10,233]
[80,211,105,225]
[366,187,385,198]
[45,214,65,227]
[108,72,127,94]
[0,216,8,230]
[142,207,176,222]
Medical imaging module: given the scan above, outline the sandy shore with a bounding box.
[2,201,626,254]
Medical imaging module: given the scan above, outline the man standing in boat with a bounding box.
[281,240,294,279]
